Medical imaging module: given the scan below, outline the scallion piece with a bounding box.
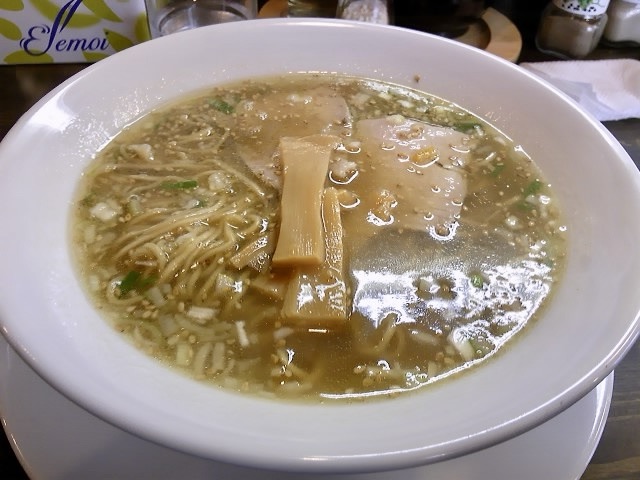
[161,180,198,190]
[490,163,505,177]
[209,98,234,114]
[138,274,158,291]
[469,272,484,288]
[523,179,543,197]
[452,121,481,133]
[118,271,157,296]
[118,271,141,295]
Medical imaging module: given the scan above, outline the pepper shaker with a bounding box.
[535,0,611,59]
[603,0,640,45]
[337,0,390,24]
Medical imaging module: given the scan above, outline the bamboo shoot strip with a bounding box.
[229,230,276,272]
[272,135,340,267]
[281,187,349,325]
[249,273,290,300]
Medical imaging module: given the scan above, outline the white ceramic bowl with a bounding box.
[1,19,640,474]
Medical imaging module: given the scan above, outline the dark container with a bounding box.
[393,0,488,38]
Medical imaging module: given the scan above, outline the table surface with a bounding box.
[1,7,640,480]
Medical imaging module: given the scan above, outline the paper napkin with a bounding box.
[520,59,640,122]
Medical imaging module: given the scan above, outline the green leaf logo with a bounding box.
[1,0,25,12]
[135,12,150,42]
[29,0,100,28]
[83,50,109,62]
[104,28,133,52]
[83,0,122,22]
[0,18,22,40]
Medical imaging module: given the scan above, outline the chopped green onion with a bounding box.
[118,271,141,295]
[138,274,158,290]
[469,272,484,288]
[161,180,198,190]
[490,163,505,177]
[118,270,157,296]
[209,98,234,114]
[523,179,543,197]
[452,121,481,133]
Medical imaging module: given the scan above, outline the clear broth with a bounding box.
[71,74,566,401]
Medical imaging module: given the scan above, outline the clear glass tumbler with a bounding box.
[145,0,258,38]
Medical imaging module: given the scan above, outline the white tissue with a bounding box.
[520,59,640,122]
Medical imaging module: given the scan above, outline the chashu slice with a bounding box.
[353,115,470,237]
[235,87,351,190]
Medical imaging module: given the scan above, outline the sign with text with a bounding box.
[0,0,149,64]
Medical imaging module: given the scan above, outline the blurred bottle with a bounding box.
[288,0,338,16]
[337,0,390,23]
[603,0,640,45]
[393,0,487,38]
[535,0,610,59]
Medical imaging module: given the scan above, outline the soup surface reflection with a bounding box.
[72,74,566,401]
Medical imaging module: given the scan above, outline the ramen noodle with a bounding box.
[71,74,567,401]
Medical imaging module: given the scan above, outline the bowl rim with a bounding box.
[1,18,640,473]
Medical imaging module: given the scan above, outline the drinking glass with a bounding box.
[145,0,258,38]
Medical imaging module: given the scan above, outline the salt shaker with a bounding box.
[535,0,611,59]
[337,0,390,24]
[603,0,640,45]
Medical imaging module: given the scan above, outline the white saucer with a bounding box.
[0,334,612,480]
